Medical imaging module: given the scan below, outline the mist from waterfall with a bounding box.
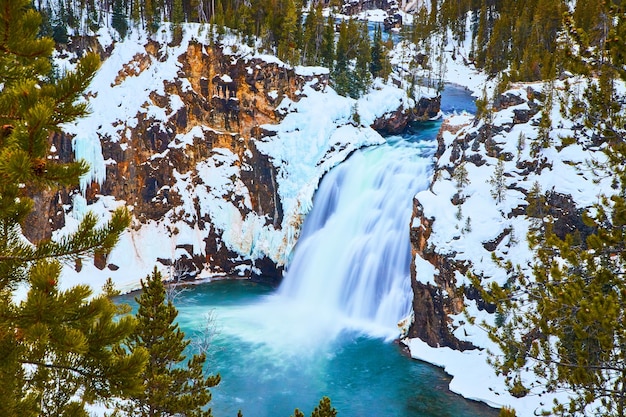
[277,135,437,340]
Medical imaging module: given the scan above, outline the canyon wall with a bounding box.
[405,83,604,350]
[27,29,437,288]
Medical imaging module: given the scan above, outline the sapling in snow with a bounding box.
[488,158,506,204]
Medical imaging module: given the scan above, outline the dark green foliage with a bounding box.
[488,158,506,204]
[122,268,220,417]
[301,3,324,65]
[276,0,301,64]
[171,0,185,43]
[112,0,129,39]
[0,1,146,415]
[52,22,69,44]
[369,24,384,78]
[292,397,337,417]
[333,19,371,98]
[320,15,335,70]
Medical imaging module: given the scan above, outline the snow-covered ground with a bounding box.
[399,23,619,415]
[45,13,622,416]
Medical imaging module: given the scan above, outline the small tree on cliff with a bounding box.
[488,158,506,204]
[0,1,146,415]
[122,268,220,417]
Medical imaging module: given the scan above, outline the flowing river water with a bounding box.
[121,85,497,416]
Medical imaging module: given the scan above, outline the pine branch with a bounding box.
[19,359,101,380]
[0,208,130,264]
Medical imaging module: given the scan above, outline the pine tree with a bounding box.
[452,161,470,192]
[112,0,129,39]
[276,0,300,64]
[370,24,384,78]
[291,396,337,417]
[333,19,351,97]
[172,0,185,42]
[320,15,335,71]
[123,268,220,417]
[352,21,372,97]
[488,158,506,204]
[301,3,323,65]
[0,1,146,415]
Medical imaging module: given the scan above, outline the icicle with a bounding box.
[73,133,107,194]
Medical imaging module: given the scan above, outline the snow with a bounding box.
[47,13,623,417]
[294,65,329,76]
[56,23,412,295]
[255,81,391,257]
[400,24,622,413]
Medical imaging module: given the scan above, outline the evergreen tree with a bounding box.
[369,24,384,78]
[0,1,146,415]
[333,19,351,97]
[292,397,337,417]
[352,21,372,96]
[301,3,323,65]
[122,268,220,417]
[172,0,185,42]
[112,0,129,39]
[488,158,506,204]
[276,0,300,64]
[333,19,371,98]
[320,14,335,71]
[452,161,470,192]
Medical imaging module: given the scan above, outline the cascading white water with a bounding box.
[278,137,436,337]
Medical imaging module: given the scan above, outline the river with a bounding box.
[120,84,495,416]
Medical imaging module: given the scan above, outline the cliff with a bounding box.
[30,26,438,290]
[405,82,607,350]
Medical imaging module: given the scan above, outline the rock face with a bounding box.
[26,37,329,282]
[26,33,440,287]
[371,95,441,135]
[408,199,475,351]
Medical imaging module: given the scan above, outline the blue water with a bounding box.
[440,84,477,114]
[120,280,498,417]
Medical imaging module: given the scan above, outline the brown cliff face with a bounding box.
[408,198,475,350]
[99,41,330,280]
[24,39,331,282]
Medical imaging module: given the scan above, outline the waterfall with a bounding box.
[211,135,437,355]
[278,137,436,338]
